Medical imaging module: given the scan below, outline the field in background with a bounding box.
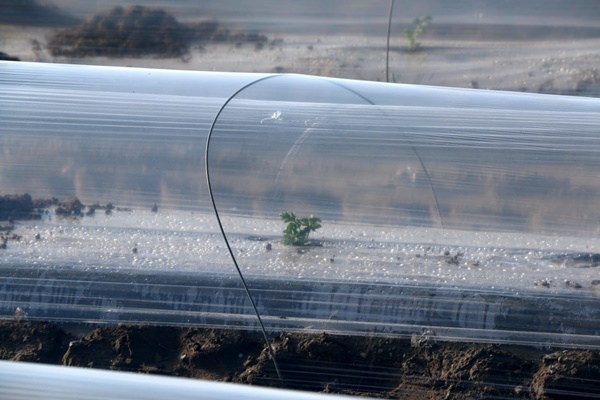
[1,0,599,95]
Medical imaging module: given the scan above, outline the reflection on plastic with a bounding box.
[208,74,600,235]
[2,61,600,351]
[0,61,270,211]
[0,360,366,400]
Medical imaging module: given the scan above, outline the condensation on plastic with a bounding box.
[208,74,600,234]
[208,74,600,348]
[2,62,600,351]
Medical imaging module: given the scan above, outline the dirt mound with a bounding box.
[394,341,533,399]
[2,320,600,398]
[47,5,274,59]
[531,350,600,399]
[236,332,407,392]
[0,320,66,363]
[48,6,197,58]
[0,194,134,250]
[55,197,85,217]
[0,51,19,61]
[0,194,94,222]
[0,194,38,221]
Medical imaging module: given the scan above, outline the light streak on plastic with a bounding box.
[2,61,600,350]
[0,360,368,400]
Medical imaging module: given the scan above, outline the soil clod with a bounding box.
[2,320,599,398]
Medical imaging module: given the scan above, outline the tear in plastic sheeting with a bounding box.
[2,62,600,351]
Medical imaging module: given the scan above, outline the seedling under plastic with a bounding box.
[280,211,322,246]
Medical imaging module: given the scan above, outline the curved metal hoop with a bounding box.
[204,74,283,382]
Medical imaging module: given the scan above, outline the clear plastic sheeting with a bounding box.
[1,62,600,350]
[0,61,270,329]
[0,360,365,400]
[208,74,600,234]
[208,74,600,346]
[0,61,270,210]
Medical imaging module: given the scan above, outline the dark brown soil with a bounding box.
[46,5,276,59]
[1,319,599,399]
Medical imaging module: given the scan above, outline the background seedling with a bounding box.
[404,15,432,52]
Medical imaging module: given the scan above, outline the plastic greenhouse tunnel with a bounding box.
[2,61,600,396]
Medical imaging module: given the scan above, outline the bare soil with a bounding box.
[1,319,599,399]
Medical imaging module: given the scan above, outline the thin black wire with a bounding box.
[205,75,283,382]
[385,0,395,82]
[382,1,444,225]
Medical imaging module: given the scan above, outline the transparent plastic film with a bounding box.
[0,62,272,327]
[3,2,600,396]
[1,61,271,212]
[208,74,600,347]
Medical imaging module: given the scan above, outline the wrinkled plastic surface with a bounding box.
[1,61,270,210]
[208,74,600,234]
[208,73,600,348]
[2,62,600,351]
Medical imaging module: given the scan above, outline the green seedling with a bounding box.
[280,211,322,246]
[403,15,432,52]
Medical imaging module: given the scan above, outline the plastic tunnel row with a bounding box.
[2,61,600,349]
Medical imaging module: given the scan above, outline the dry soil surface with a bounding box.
[1,320,600,399]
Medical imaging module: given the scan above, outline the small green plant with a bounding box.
[403,15,432,52]
[280,211,322,246]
